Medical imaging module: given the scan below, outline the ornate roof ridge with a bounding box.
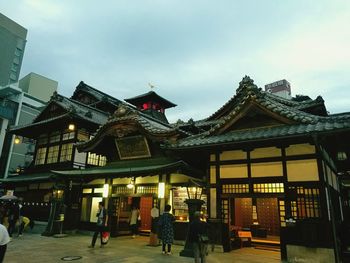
[77,105,180,152]
[206,75,260,120]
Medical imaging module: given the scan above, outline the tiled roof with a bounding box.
[73,81,122,106]
[168,119,350,149]
[11,94,109,135]
[77,104,183,151]
[166,76,350,149]
[53,94,109,125]
[125,91,176,108]
[207,77,327,121]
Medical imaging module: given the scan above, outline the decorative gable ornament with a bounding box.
[112,104,136,119]
[236,75,258,94]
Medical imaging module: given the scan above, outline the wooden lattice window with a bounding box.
[253,183,284,193]
[296,187,321,218]
[222,184,249,194]
[289,186,321,219]
[222,199,229,223]
[60,143,73,162]
[136,186,158,194]
[113,186,134,195]
[46,145,59,164]
[279,200,286,227]
[35,147,47,165]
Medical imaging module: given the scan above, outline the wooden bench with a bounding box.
[237,231,252,248]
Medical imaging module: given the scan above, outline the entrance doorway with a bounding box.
[231,197,281,247]
[256,198,280,236]
[139,196,153,231]
[110,196,154,236]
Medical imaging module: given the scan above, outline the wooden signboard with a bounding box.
[115,135,151,160]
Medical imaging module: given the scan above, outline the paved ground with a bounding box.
[5,233,281,263]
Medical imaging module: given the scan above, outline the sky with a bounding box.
[1,0,350,123]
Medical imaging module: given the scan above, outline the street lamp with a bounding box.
[180,180,205,258]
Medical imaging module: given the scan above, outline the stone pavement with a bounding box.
[5,233,281,263]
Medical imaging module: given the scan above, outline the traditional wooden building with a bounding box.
[2,76,350,262]
[1,81,121,227]
[52,92,205,236]
[168,76,350,262]
[2,83,205,236]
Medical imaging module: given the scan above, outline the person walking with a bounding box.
[0,223,10,263]
[89,201,108,248]
[188,211,209,263]
[129,206,140,238]
[158,204,175,255]
[7,201,19,238]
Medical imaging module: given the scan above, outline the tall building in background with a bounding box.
[0,13,27,86]
[0,84,47,178]
[0,73,57,178]
[19,72,58,102]
[265,79,291,99]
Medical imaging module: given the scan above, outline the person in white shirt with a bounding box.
[151,205,159,234]
[0,223,10,263]
[129,206,140,238]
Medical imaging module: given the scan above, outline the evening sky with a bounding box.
[1,0,349,122]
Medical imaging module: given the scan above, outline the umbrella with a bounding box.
[0,195,18,201]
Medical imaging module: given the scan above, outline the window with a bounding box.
[253,183,284,193]
[87,152,106,166]
[279,200,286,227]
[112,186,134,195]
[13,57,20,64]
[47,145,59,164]
[60,143,73,162]
[99,156,107,166]
[49,131,61,143]
[87,153,99,166]
[35,147,47,165]
[37,134,48,145]
[10,73,17,81]
[289,186,321,219]
[14,47,22,56]
[136,186,158,194]
[11,64,18,72]
[62,130,75,141]
[221,199,229,224]
[222,184,249,194]
[77,129,89,142]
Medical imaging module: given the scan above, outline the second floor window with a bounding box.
[87,152,106,166]
[47,145,59,164]
[60,143,73,162]
[49,131,61,143]
[34,129,76,166]
[35,147,47,165]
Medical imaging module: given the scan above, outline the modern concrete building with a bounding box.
[19,72,58,102]
[0,13,27,86]
[0,84,46,179]
[265,79,292,99]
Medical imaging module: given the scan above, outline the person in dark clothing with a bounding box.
[188,211,209,263]
[89,202,108,248]
[158,204,175,255]
[7,201,19,237]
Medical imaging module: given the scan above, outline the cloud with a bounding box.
[1,0,349,122]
